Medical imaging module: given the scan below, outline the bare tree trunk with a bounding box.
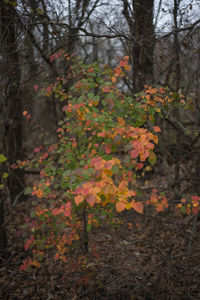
[0,3,25,203]
[0,161,7,251]
[0,162,6,251]
[123,0,155,92]
[173,0,181,196]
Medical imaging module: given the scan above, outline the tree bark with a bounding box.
[0,2,25,203]
[0,161,7,251]
[123,0,155,92]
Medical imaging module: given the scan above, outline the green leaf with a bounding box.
[30,211,36,218]
[111,164,119,174]
[87,223,92,231]
[38,254,44,262]
[80,160,85,166]
[180,206,186,214]
[2,172,8,179]
[58,120,64,126]
[102,100,108,106]
[24,187,32,195]
[63,170,72,177]
[148,151,156,166]
[0,154,7,163]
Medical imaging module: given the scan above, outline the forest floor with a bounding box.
[1,172,200,300]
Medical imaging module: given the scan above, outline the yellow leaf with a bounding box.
[126,203,132,210]
[32,260,40,268]
[149,114,154,121]
[124,64,131,71]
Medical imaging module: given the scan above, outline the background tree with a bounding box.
[122,0,155,92]
[0,2,25,204]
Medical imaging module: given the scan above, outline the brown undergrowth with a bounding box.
[1,174,200,300]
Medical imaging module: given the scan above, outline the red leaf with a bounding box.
[131,149,139,159]
[63,105,68,112]
[52,208,60,216]
[56,128,63,133]
[42,152,48,159]
[136,163,143,169]
[156,203,164,212]
[98,132,106,137]
[50,54,55,62]
[119,60,128,67]
[34,146,43,153]
[192,206,199,215]
[140,150,149,161]
[87,194,97,206]
[63,203,72,217]
[102,86,111,93]
[105,144,112,154]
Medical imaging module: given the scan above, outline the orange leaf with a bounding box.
[75,195,84,205]
[181,198,186,203]
[150,193,157,203]
[131,201,143,214]
[116,202,126,213]
[128,222,132,230]
[54,252,59,261]
[111,76,117,83]
[156,203,164,212]
[153,126,161,132]
[118,117,125,126]
[115,67,122,74]
[87,194,97,206]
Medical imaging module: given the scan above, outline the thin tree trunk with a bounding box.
[173,0,181,196]
[0,164,7,251]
